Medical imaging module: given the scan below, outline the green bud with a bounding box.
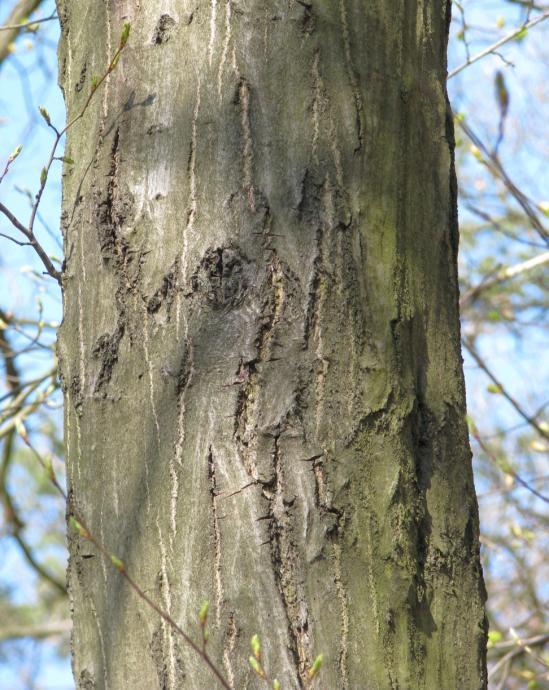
[8,144,23,162]
[538,201,549,217]
[110,554,125,571]
[40,167,47,186]
[273,681,281,690]
[198,600,209,625]
[39,105,51,125]
[494,71,509,114]
[487,630,503,645]
[69,516,87,538]
[470,145,482,161]
[91,75,98,92]
[514,27,527,42]
[119,22,131,49]
[60,156,75,165]
[44,455,56,482]
[251,634,261,660]
[465,415,477,434]
[248,656,265,678]
[308,654,323,679]
[15,418,28,441]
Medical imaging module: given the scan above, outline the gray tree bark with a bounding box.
[57,1,487,688]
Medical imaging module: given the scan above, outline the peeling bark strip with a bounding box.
[59,1,487,689]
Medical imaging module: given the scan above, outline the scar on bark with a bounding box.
[92,324,124,392]
[152,14,177,44]
[147,258,180,316]
[298,171,324,349]
[191,246,249,310]
[75,60,87,92]
[233,255,285,478]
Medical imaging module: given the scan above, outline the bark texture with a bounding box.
[57,1,487,688]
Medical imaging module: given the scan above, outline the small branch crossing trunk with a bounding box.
[57,1,487,688]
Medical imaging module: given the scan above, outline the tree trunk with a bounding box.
[57,1,487,688]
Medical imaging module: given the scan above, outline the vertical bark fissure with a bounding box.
[238,78,256,213]
[157,512,177,690]
[312,455,349,686]
[233,250,284,480]
[208,447,224,627]
[176,80,201,339]
[92,127,134,393]
[264,433,311,687]
[301,174,323,351]
[217,0,232,96]
[338,0,363,152]
[170,335,194,551]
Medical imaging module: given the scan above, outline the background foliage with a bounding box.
[0,1,547,688]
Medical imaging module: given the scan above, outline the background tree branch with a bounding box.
[0,0,44,67]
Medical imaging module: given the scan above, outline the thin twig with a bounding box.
[18,431,233,690]
[463,204,547,249]
[0,322,67,594]
[11,529,68,595]
[460,251,549,307]
[449,11,549,78]
[0,380,57,440]
[0,201,61,283]
[0,13,58,32]
[457,119,548,244]
[0,620,71,642]
[0,0,44,65]
[0,23,130,286]
[464,340,549,442]
[477,474,549,499]
[471,429,549,503]
[0,231,31,246]
[488,633,549,680]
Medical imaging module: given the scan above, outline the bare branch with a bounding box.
[457,118,548,243]
[464,339,549,441]
[11,529,68,595]
[0,318,66,595]
[464,205,547,249]
[0,202,61,283]
[0,21,132,286]
[449,11,549,78]
[0,12,58,32]
[488,633,549,680]
[0,231,31,246]
[0,620,71,642]
[0,0,45,66]
[472,429,549,503]
[19,430,233,690]
[460,251,549,307]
